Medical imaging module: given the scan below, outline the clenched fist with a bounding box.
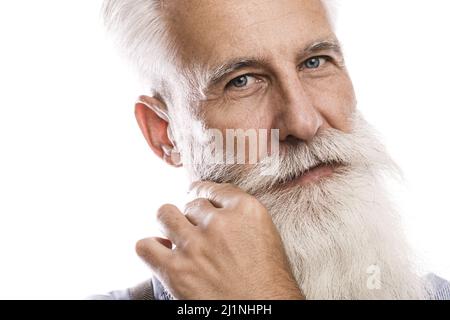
[136,181,304,300]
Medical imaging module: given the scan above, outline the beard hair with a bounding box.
[178,111,431,299]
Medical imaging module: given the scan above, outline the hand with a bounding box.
[136,181,304,300]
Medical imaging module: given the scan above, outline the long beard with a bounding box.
[179,111,431,299]
[259,165,429,299]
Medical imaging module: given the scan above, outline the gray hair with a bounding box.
[102,0,338,104]
[102,1,176,96]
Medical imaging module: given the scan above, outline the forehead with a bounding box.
[165,0,334,67]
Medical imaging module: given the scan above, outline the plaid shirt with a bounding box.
[91,273,450,300]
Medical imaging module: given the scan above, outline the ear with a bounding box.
[134,95,182,167]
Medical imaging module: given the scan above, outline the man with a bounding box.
[97,0,449,299]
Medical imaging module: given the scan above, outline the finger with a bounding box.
[155,237,173,249]
[184,198,215,226]
[157,204,194,245]
[135,237,173,273]
[189,181,243,208]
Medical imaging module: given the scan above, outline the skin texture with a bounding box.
[134,0,357,299]
[136,181,302,299]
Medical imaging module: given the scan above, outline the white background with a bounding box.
[0,0,449,299]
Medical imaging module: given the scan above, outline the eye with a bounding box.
[303,56,328,69]
[226,74,258,90]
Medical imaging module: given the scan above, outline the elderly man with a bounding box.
[99,0,449,300]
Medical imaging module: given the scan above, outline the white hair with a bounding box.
[102,0,170,87]
[182,111,431,299]
[102,0,340,153]
[102,0,338,101]
[102,0,195,150]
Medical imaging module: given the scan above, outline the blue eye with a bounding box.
[229,75,249,88]
[226,74,259,90]
[304,57,326,69]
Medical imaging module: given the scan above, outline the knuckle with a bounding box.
[197,198,211,206]
[185,198,209,212]
[242,196,267,215]
[181,238,201,255]
[207,213,226,231]
[135,238,153,258]
[245,193,261,206]
[253,201,269,217]
[156,204,175,220]
[219,183,238,194]
[221,182,233,189]
[229,192,251,206]
[135,239,147,257]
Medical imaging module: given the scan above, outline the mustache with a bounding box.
[190,112,398,194]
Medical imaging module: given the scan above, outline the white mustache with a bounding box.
[192,112,397,195]
[184,111,428,299]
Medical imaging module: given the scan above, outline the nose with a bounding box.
[274,77,324,142]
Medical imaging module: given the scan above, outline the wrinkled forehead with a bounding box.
[164,0,334,68]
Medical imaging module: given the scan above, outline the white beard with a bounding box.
[178,111,431,299]
[259,164,428,299]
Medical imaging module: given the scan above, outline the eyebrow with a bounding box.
[204,39,343,89]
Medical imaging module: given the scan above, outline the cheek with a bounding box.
[201,95,273,131]
[307,74,356,133]
[199,97,276,163]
